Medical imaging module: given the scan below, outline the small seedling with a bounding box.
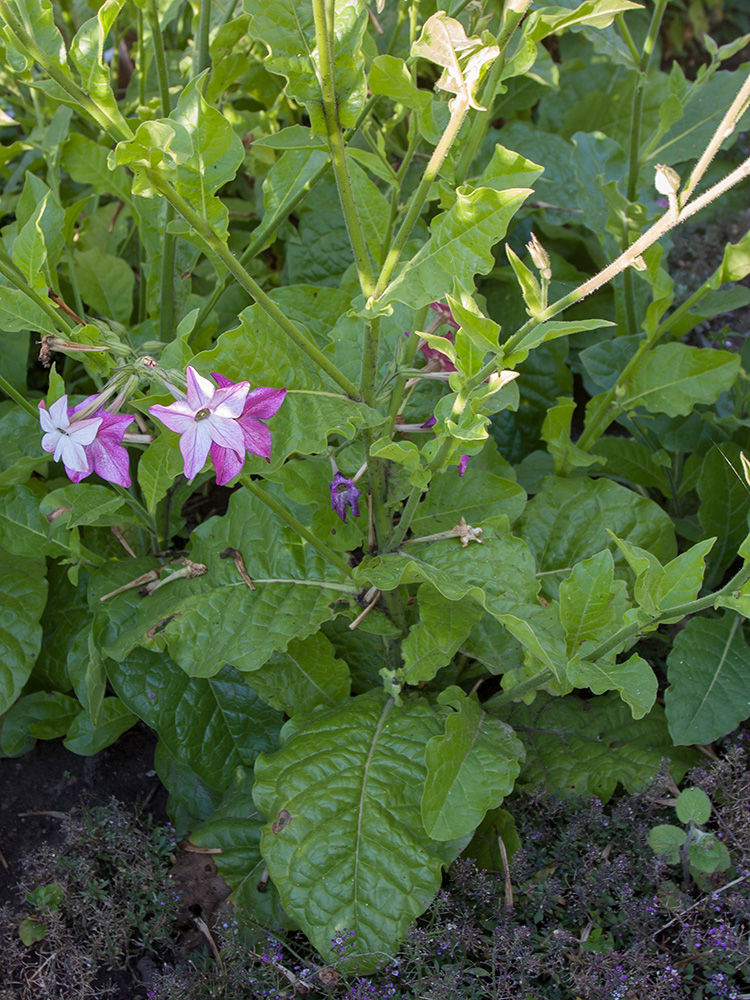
[18,881,64,945]
[647,787,731,887]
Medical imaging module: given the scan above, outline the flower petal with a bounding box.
[179,420,212,481]
[149,400,198,434]
[48,395,71,429]
[239,416,272,461]
[89,437,131,487]
[68,417,102,446]
[59,436,92,473]
[210,443,245,486]
[185,366,217,409]
[211,382,250,419]
[205,412,245,454]
[244,386,287,419]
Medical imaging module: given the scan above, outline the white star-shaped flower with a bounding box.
[39,396,102,473]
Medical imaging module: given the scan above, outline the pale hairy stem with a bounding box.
[503,154,750,360]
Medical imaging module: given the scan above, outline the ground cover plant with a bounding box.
[1,0,750,977]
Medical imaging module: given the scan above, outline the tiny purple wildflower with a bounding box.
[330,473,361,523]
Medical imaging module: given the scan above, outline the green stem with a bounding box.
[453,0,532,186]
[196,0,212,75]
[491,562,750,709]
[622,267,639,339]
[372,101,470,303]
[146,169,360,398]
[312,0,375,299]
[0,372,38,417]
[587,562,750,663]
[615,12,640,65]
[577,267,732,452]
[0,252,75,332]
[239,477,355,579]
[385,484,423,551]
[627,0,667,202]
[146,0,176,340]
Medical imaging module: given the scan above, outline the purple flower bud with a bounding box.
[458,455,469,476]
[330,472,361,523]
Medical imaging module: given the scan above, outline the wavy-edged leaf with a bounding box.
[1,0,68,72]
[107,648,282,791]
[518,476,676,600]
[567,653,658,720]
[63,697,137,755]
[72,248,135,323]
[91,488,357,677]
[69,0,130,136]
[377,186,531,313]
[244,0,367,133]
[137,433,184,515]
[492,692,697,801]
[153,740,223,834]
[621,343,740,417]
[0,545,48,716]
[412,13,499,110]
[253,691,467,970]
[248,632,350,717]
[665,613,750,746]
[559,549,628,654]
[402,587,483,684]
[421,687,524,840]
[0,691,79,757]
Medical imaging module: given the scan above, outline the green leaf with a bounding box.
[237,632,349,718]
[648,824,685,864]
[260,148,329,241]
[689,834,730,874]
[0,485,101,563]
[665,612,750,746]
[91,488,357,677]
[559,550,628,654]
[542,398,602,474]
[377,186,531,313]
[527,0,642,41]
[401,587,484,684]
[189,769,288,932]
[35,563,89,693]
[675,788,711,826]
[253,691,467,970]
[63,697,137,755]
[107,649,282,791]
[369,54,430,111]
[0,546,47,716]
[494,692,696,801]
[412,13,499,110]
[356,515,539,617]
[421,686,524,841]
[137,433,184,515]
[18,918,47,945]
[697,444,749,583]
[71,248,134,323]
[620,343,740,417]
[39,484,132,529]
[0,407,51,487]
[0,287,58,338]
[409,465,526,536]
[506,245,542,315]
[504,318,614,367]
[245,0,367,134]
[1,0,68,72]
[61,134,133,203]
[567,653,658,720]
[478,142,544,192]
[69,0,131,137]
[591,437,673,496]
[153,740,222,833]
[0,692,79,757]
[518,477,676,601]
[12,190,50,293]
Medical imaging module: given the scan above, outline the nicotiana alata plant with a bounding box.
[2,0,750,970]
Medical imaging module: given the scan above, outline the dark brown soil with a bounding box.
[0,722,167,910]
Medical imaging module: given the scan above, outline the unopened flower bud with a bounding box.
[526,233,551,280]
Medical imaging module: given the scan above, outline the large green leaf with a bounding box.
[664,613,750,746]
[566,653,658,720]
[247,632,350,717]
[697,444,749,584]
[492,692,697,800]
[518,477,676,600]
[0,547,48,716]
[107,648,282,791]
[0,406,51,487]
[559,549,628,654]
[63,697,137,754]
[253,691,467,970]
[408,465,526,536]
[34,562,89,693]
[401,587,483,685]
[90,488,357,677]
[0,691,79,757]
[153,740,223,834]
[244,0,367,133]
[189,769,287,933]
[620,343,740,417]
[355,515,539,618]
[0,0,68,72]
[421,687,524,840]
[377,186,531,312]
[72,248,135,323]
[69,0,130,136]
